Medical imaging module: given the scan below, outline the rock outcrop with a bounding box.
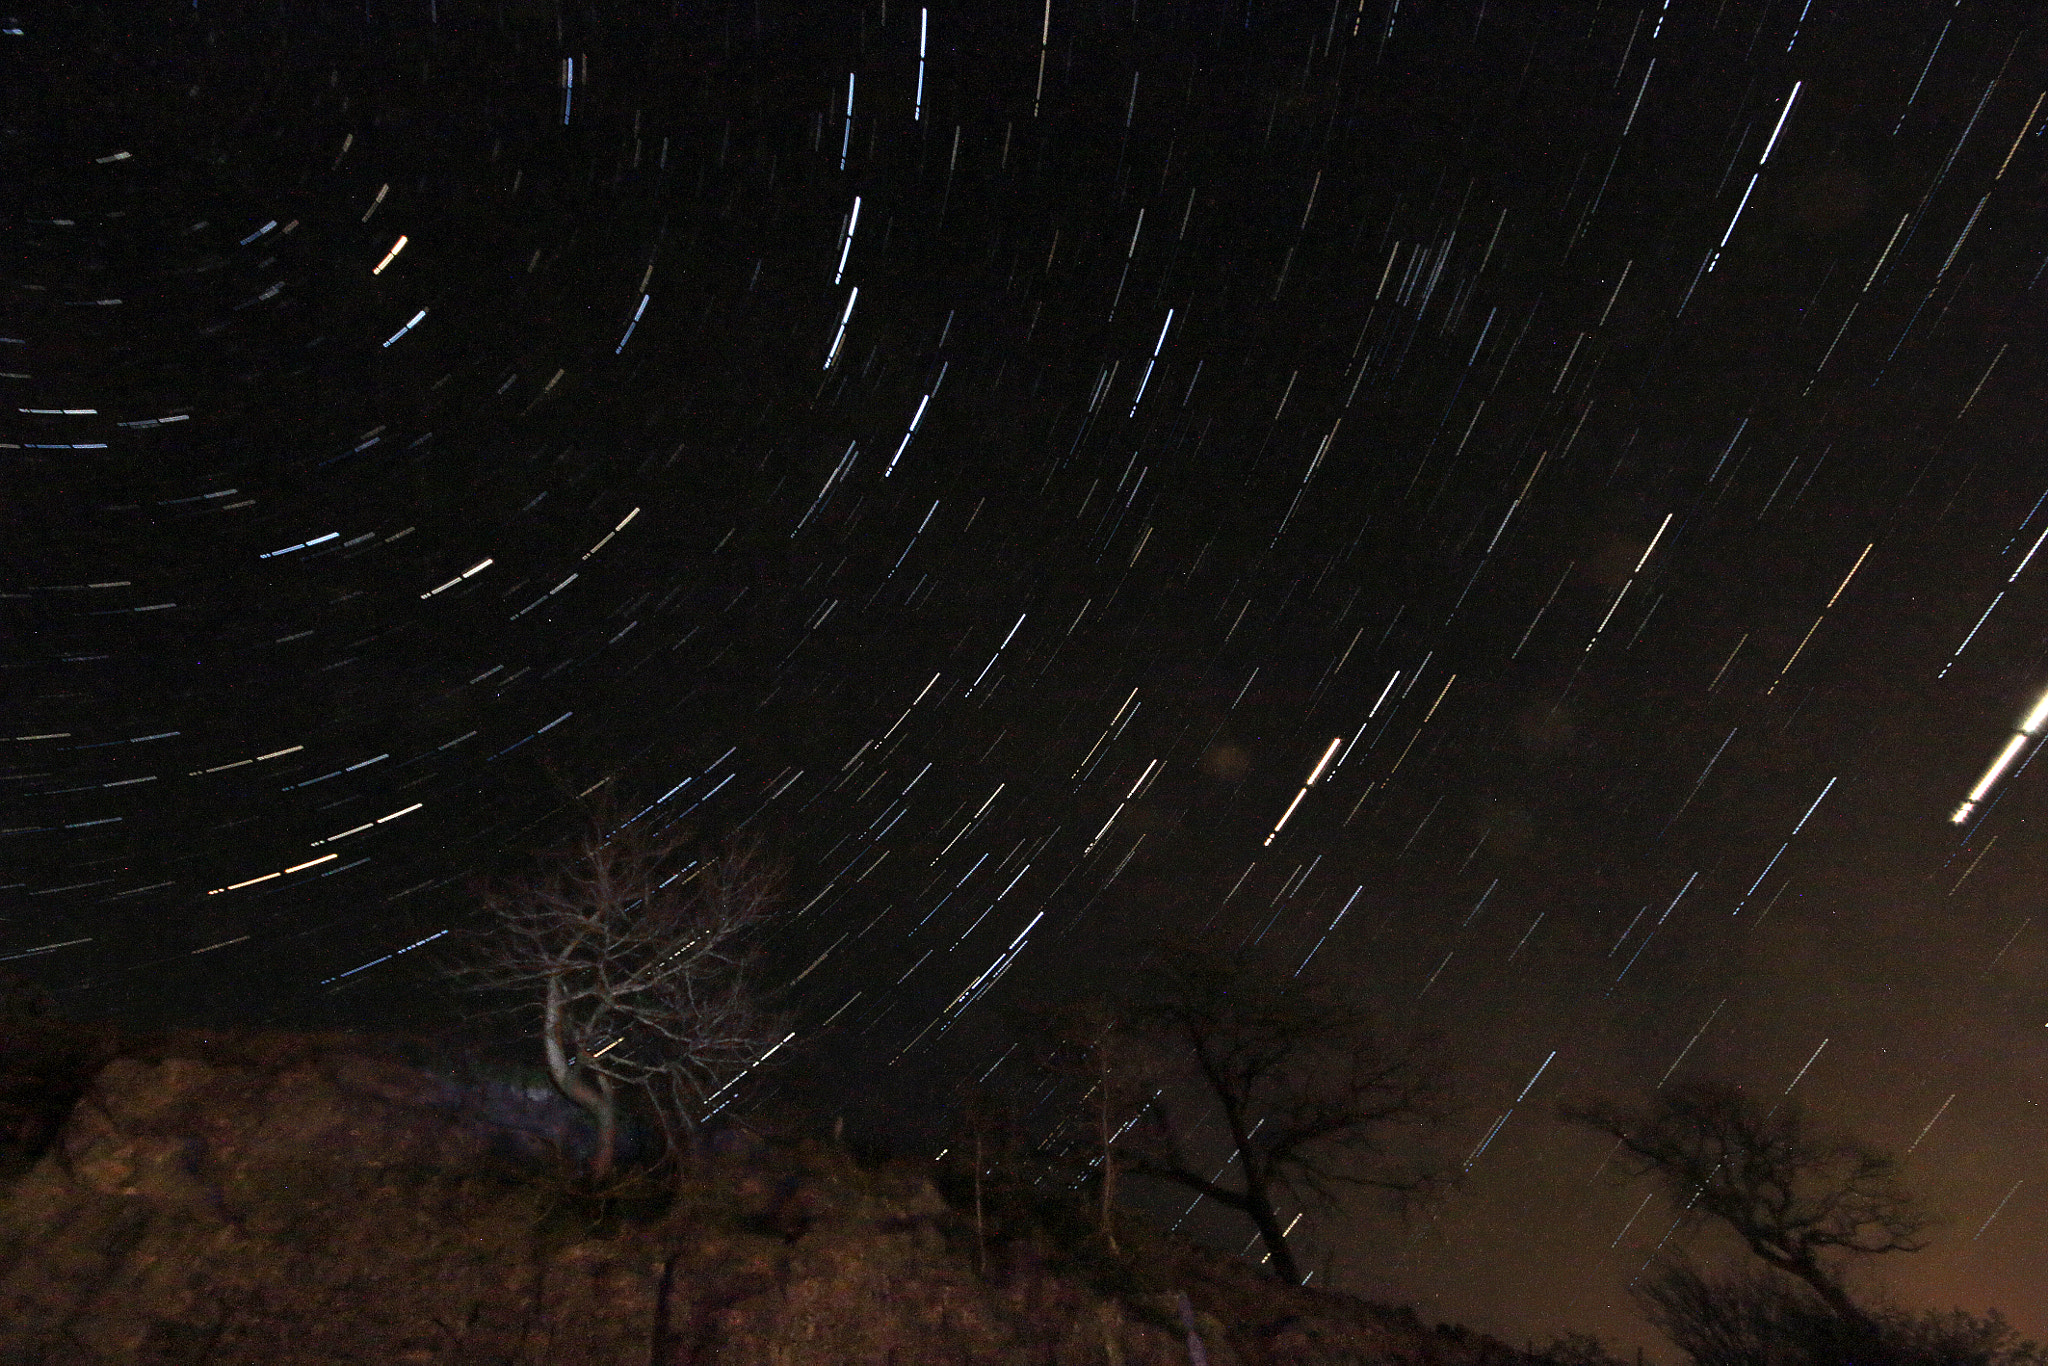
[0,1031,1556,1365]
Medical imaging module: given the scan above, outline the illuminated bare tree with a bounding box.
[1561,1080,1931,1347]
[1109,947,1453,1286]
[451,802,789,1179]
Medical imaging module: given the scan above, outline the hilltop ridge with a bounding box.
[0,1019,1609,1365]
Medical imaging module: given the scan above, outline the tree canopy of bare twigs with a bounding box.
[1053,945,1452,1286]
[1635,1256,1850,1366]
[447,799,789,1179]
[1561,1080,1931,1340]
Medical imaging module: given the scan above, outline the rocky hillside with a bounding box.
[0,1021,1604,1365]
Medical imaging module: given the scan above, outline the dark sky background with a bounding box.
[6,0,2047,1354]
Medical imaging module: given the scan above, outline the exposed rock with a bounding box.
[0,1033,1563,1365]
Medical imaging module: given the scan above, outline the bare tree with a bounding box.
[1561,1080,1931,1345]
[1108,947,1453,1286]
[1635,1254,2048,1366]
[1024,999,1154,1254]
[1531,1332,1634,1366]
[938,1079,1036,1275]
[449,799,789,1179]
[1882,1307,2048,1366]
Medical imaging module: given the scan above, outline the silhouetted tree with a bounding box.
[1635,1255,2047,1366]
[1562,1080,1930,1350]
[1532,1331,1634,1366]
[1104,946,1453,1286]
[449,796,789,1178]
[1880,1306,2048,1366]
[1636,1256,1849,1366]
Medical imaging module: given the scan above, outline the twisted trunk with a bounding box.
[544,974,616,1179]
[1779,1252,1882,1348]
[1747,1240,1884,1350]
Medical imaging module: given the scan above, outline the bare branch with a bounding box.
[1561,1079,1931,1335]
[1034,944,1454,1286]
[444,794,788,1177]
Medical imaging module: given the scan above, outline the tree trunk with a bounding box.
[1241,1162,1303,1285]
[1098,1074,1119,1253]
[544,975,616,1179]
[1782,1255,1882,1348]
[675,1104,701,1162]
[1192,1040,1303,1285]
[592,1070,617,1180]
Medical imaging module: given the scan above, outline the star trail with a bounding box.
[5,0,2046,1352]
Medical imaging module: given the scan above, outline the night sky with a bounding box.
[7,0,2047,1353]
